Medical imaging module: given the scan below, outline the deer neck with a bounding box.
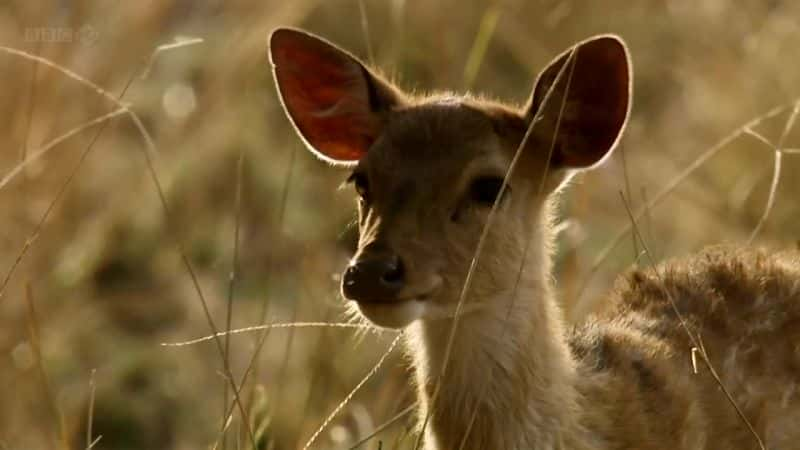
[404,201,586,450]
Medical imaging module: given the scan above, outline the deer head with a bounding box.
[269,28,631,329]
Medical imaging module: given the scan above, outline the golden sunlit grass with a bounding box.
[1,1,799,449]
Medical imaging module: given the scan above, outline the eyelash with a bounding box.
[349,173,370,204]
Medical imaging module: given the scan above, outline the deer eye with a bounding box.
[469,176,508,207]
[348,172,370,204]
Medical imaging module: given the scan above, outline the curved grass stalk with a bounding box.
[162,322,384,347]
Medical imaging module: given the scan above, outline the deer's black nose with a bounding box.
[342,254,405,303]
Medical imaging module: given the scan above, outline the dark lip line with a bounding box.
[351,292,434,305]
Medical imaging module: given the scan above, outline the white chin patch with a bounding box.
[356,300,427,329]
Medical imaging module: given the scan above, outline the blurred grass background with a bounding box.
[1,1,799,449]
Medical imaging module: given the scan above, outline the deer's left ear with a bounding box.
[525,35,632,170]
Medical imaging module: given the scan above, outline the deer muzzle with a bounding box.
[341,253,405,303]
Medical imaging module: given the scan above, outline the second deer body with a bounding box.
[270,28,800,449]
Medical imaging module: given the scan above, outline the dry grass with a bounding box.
[1,1,799,449]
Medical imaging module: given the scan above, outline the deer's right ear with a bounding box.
[269,28,403,165]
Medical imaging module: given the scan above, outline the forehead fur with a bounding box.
[366,96,519,168]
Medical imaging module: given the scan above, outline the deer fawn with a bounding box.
[269,28,800,450]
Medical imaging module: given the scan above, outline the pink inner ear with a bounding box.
[531,37,631,169]
[565,40,630,164]
[272,31,379,162]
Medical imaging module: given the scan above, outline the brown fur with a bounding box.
[269,28,800,449]
[572,246,800,450]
